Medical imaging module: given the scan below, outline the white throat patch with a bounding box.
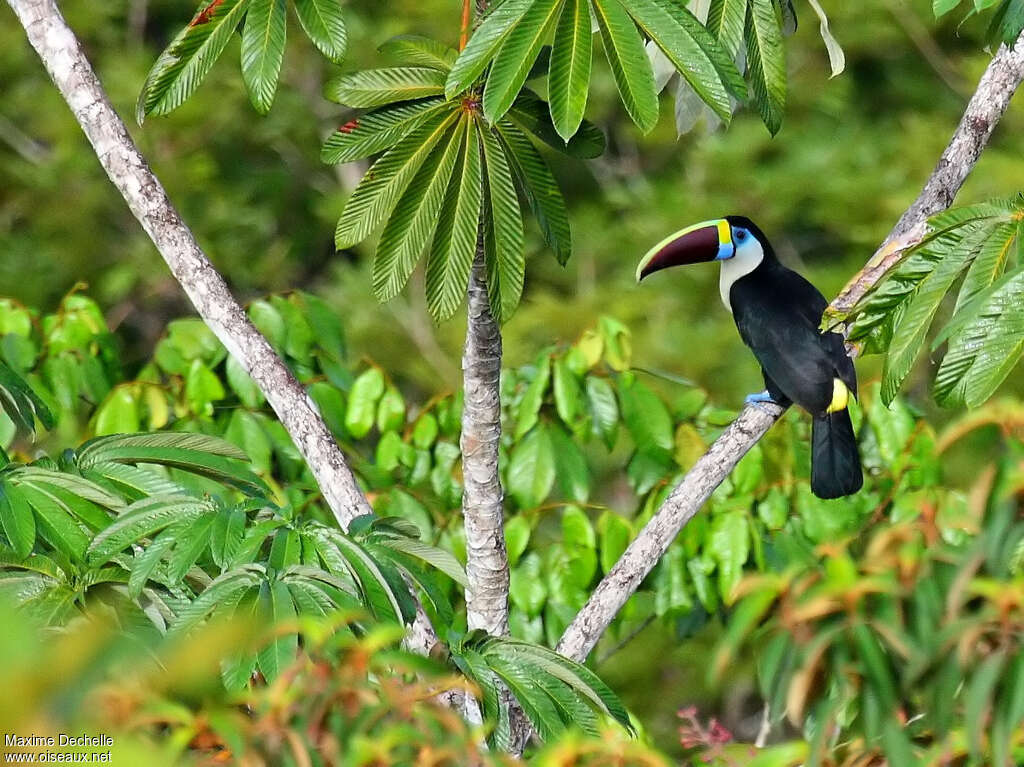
[719,238,764,312]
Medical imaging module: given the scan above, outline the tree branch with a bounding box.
[6,0,372,532]
[556,31,1024,665]
[461,247,511,636]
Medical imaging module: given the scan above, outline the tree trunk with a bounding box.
[460,246,510,636]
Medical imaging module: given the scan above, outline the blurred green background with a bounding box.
[2,0,1023,756]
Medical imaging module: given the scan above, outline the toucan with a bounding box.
[636,216,862,499]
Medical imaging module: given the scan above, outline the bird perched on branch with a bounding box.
[636,216,862,499]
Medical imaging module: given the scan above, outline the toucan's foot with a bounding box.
[744,390,777,411]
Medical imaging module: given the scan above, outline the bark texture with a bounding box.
[460,248,510,636]
[7,0,372,531]
[556,31,1024,665]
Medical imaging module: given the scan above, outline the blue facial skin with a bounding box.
[714,224,752,261]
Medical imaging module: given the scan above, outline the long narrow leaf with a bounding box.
[294,0,347,63]
[241,0,287,114]
[592,0,659,133]
[326,67,447,108]
[549,0,593,141]
[707,0,747,57]
[446,0,536,98]
[746,0,786,135]
[479,120,526,322]
[379,35,457,70]
[426,118,483,322]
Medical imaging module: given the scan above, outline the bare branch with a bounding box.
[556,31,1024,665]
[6,0,372,531]
[461,248,511,636]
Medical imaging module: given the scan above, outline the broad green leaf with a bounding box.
[0,362,53,434]
[654,544,692,616]
[934,266,1024,408]
[617,373,673,454]
[550,425,590,502]
[597,511,630,574]
[335,111,457,249]
[479,121,526,323]
[137,0,253,120]
[446,0,536,98]
[77,432,248,464]
[506,424,556,508]
[484,0,562,123]
[709,509,748,603]
[373,119,464,302]
[322,99,448,164]
[0,484,35,557]
[510,552,548,615]
[294,0,347,63]
[256,581,298,682]
[412,413,439,449]
[495,120,572,264]
[548,0,593,140]
[325,67,447,108]
[379,35,457,70]
[625,0,743,121]
[486,653,563,742]
[167,514,215,582]
[185,359,226,416]
[515,354,551,439]
[965,651,1006,759]
[592,0,659,132]
[345,367,385,438]
[376,386,406,432]
[746,0,786,135]
[505,516,531,566]
[375,536,468,586]
[707,0,747,57]
[585,375,619,449]
[987,0,1024,45]
[18,485,89,560]
[241,0,287,114]
[426,119,483,322]
[94,387,140,436]
[934,0,963,16]
[954,220,1018,313]
[508,90,606,159]
[552,355,582,426]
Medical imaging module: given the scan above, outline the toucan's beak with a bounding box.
[636,219,735,282]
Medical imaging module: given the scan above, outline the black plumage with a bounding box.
[726,220,862,499]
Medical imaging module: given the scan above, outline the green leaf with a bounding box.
[495,120,572,264]
[548,0,593,141]
[484,0,563,123]
[19,485,89,560]
[709,509,749,603]
[87,495,211,565]
[592,0,659,132]
[934,0,963,17]
[137,0,252,120]
[507,424,556,508]
[654,544,692,616]
[226,355,263,407]
[550,426,590,502]
[373,119,464,302]
[94,387,140,436]
[479,121,526,323]
[322,99,446,165]
[376,386,406,432]
[379,35,457,70]
[241,0,287,114]
[256,580,298,682]
[185,359,226,416]
[426,118,482,322]
[508,90,606,159]
[746,0,787,135]
[807,0,845,77]
[707,0,747,57]
[505,516,531,566]
[325,67,447,108]
[294,0,347,63]
[446,0,536,98]
[77,431,249,464]
[585,375,619,449]
[597,511,630,574]
[624,0,743,121]
[552,355,582,426]
[345,367,385,439]
[618,374,673,454]
[335,111,457,249]
[881,221,996,404]
[966,650,1006,759]
[934,266,1024,408]
[0,484,35,557]
[515,354,551,440]
[486,653,563,741]
[510,552,548,615]
[954,220,1018,314]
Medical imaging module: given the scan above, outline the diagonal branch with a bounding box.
[555,31,1024,665]
[5,0,450,661]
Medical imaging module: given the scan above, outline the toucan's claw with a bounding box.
[744,390,777,411]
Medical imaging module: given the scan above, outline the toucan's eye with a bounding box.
[735,229,748,243]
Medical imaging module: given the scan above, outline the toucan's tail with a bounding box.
[810,409,863,499]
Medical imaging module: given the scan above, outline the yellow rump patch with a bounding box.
[827,378,849,414]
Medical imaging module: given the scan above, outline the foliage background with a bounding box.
[2,0,1024,761]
